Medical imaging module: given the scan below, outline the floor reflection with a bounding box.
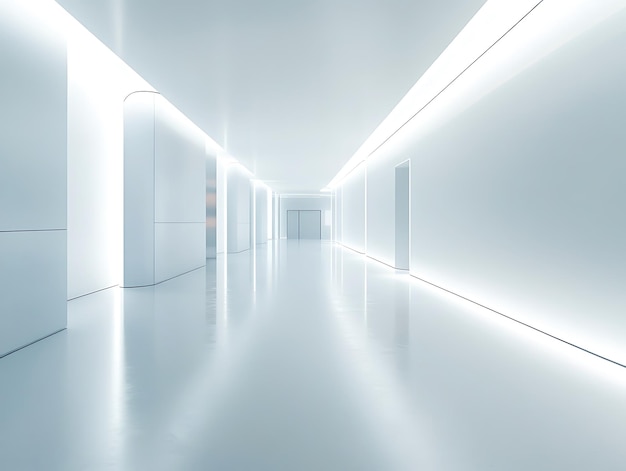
[0,241,625,470]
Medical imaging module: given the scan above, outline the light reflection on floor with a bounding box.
[1,240,625,470]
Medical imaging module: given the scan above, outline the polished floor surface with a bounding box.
[1,241,626,470]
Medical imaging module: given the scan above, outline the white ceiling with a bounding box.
[55,0,486,193]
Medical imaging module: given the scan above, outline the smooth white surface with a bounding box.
[364,152,396,267]
[67,20,153,299]
[154,223,205,283]
[123,92,156,287]
[0,0,66,232]
[154,96,206,224]
[1,241,626,469]
[123,92,207,286]
[362,0,626,271]
[254,185,269,245]
[286,211,299,239]
[0,231,66,357]
[153,95,206,280]
[394,163,409,270]
[340,164,366,252]
[299,211,322,239]
[279,195,331,239]
[226,165,252,253]
[347,6,626,365]
[407,7,626,364]
[53,0,486,192]
[334,188,343,243]
[0,0,68,357]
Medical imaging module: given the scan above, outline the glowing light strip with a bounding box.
[326,0,625,189]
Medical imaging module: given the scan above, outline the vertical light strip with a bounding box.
[364,160,368,254]
[252,180,257,249]
[267,187,273,241]
[223,161,228,255]
[252,181,257,293]
[407,160,413,276]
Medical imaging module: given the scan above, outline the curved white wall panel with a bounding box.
[123,92,157,287]
[123,92,206,287]
[155,98,206,224]
[67,21,153,299]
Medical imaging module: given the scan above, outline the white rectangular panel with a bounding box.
[341,164,366,252]
[394,164,410,270]
[154,223,206,284]
[154,96,206,224]
[0,1,66,232]
[365,155,395,267]
[123,92,156,287]
[299,211,321,239]
[235,223,251,253]
[0,230,66,357]
[255,186,268,245]
[287,211,299,239]
[226,167,251,253]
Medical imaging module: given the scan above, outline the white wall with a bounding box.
[340,164,366,252]
[226,164,252,253]
[67,20,153,299]
[366,155,397,267]
[279,195,332,240]
[0,0,67,356]
[123,92,206,287]
[254,185,271,245]
[333,189,342,243]
[154,96,206,282]
[339,4,626,365]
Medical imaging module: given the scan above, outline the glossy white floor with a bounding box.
[1,241,625,470]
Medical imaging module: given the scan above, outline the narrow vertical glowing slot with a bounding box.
[363,248,369,329]
[364,161,368,254]
[267,187,273,241]
[340,187,344,246]
[408,159,413,275]
[252,181,257,293]
[252,180,257,249]
[223,161,228,255]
